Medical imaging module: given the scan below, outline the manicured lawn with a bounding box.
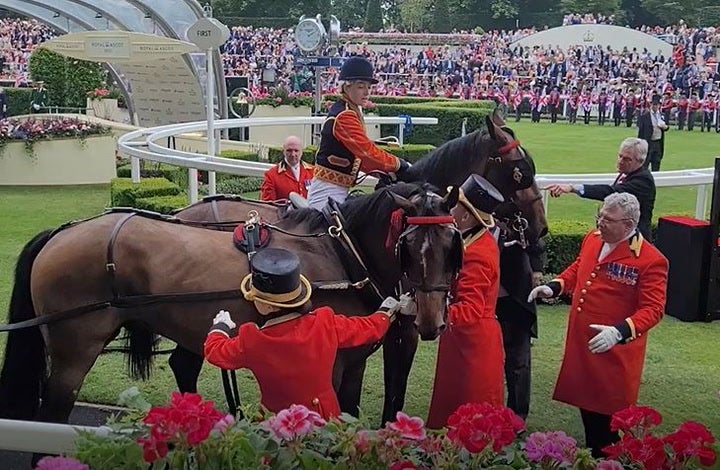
[1,121,720,447]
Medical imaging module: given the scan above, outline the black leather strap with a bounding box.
[106,212,136,300]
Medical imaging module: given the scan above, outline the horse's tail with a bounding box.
[122,320,156,381]
[0,230,53,419]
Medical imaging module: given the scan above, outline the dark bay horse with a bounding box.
[168,110,548,423]
[0,183,462,431]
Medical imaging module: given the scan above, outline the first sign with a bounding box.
[187,17,230,49]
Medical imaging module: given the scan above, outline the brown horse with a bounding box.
[0,183,462,432]
[167,110,548,423]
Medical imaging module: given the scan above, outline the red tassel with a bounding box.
[385,209,405,250]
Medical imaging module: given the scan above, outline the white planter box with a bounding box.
[0,135,117,185]
[86,98,121,122]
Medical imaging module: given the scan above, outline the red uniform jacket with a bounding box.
[260,160,314,201]
[204,307,390,419]
[552,231,667,415]
[427,228,505,429]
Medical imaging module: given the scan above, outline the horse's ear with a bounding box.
[485,114,497,140]
[442,186,459,212]
[491,106,506,127]
[388,191,418,216]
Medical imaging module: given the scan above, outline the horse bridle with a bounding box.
[393,214,462,294]
[497,193,544,249]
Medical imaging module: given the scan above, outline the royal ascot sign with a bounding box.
[40,32,198,63]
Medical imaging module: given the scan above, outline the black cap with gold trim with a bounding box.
[241,248,312,311]
[457,175,505,227]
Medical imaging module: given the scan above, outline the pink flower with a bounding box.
[35,456,89,470]
[212,413,235,433]
[596,460,624,469]
[354,430,371,453]
[389,461,417,470]
[387,412,426,440]
[264,404,326,440]
[524,430,577,464]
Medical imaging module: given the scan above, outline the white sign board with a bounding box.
[40,32,198,63]
[186,18,230,50]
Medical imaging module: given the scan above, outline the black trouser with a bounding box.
[626,107,635,127]
[583,110,591,124]
[688,110,696,130]
[568,108,577,123]
[598,107,606,125]
[497,297,532,420]
[702,111,713,132]
[549,104,558,123]
[531,108,540,122]
[663,110,671,125]
[644,139,662,171]
[580,409,619,458]
[678,110,686,130]
[613,107,622,126]
[515,106,521,122]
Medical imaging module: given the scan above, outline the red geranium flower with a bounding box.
[446,402,524,453]
[610,405,662,437]
[387,412,426,440]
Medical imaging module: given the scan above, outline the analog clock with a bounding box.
[295,18,326,52]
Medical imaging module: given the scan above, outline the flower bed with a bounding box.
[0,117,115,185]
[52,392,716,470]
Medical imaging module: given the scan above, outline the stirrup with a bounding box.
[289,192,309,209]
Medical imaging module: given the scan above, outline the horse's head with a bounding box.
[388,185,462,340]
[404,107,546,245]
[341,183,462,340]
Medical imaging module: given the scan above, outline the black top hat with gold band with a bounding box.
[240,248,312,310]
[651,94,661,105]
[456,175,505,228]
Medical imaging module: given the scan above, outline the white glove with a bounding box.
[398,293,417,316]
[527,285,554,303]
[213,310,237,329]
[588,324,622,354]
[379,296,401,319]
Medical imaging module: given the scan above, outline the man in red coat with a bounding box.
[260,135,314,201]
[529,192,668,457]
[425,175,506,429]
[204,248,399,419]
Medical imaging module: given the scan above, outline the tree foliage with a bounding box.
[28,48,105,109]
[364,0,384,31]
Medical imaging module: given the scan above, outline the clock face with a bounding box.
[296,19,324,52]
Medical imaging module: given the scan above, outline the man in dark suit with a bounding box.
[495,237,545,421]
[545,138,656,240]
[637,94,668,171]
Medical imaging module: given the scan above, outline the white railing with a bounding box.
[0,418,103,454]
[118,116,716,218]
[118,116,438,203]
[537,168,715,219]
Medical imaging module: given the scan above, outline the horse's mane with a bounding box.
[281,182,442,232]
[407,128,487,181]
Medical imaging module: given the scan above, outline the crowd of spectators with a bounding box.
[1,13,720,124]
[0,18,54,85]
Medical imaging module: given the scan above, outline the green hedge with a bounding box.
[217,176,264,194]
[265,143,435,165]
[267,146,316,164]
[323,94,454,105]
[376,103,493,146]
[134,194,189,214]
[6,88,34,116]
[218,149,260,161]
[110,178,182,207]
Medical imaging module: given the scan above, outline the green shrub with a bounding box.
[383,144,436,164]
[134,194,189,214]
[216,176,264,194]
[219,149,260,161]
[545,220,592,274]
[29,47,105,109]
[377,103,492,146]
[323,95,454,105]
[5,88,34,116]
[110,178,181,207]
[267,145,317,164]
